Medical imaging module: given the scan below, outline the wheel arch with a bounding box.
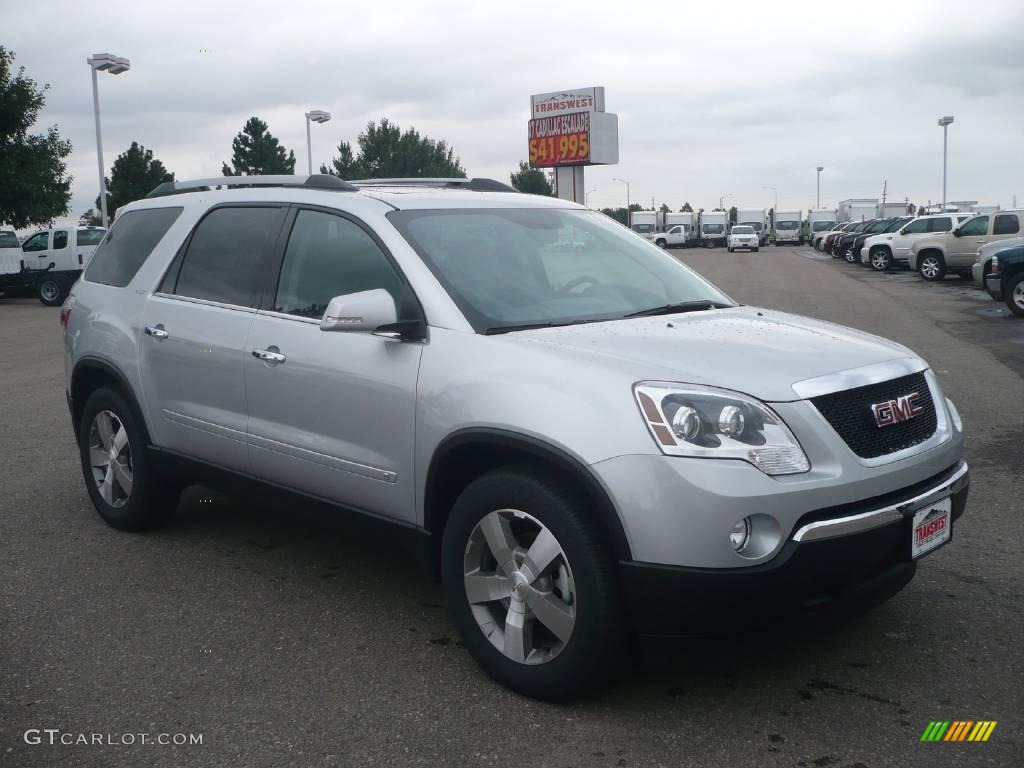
[70,357,151,445]
[423,428,632,575]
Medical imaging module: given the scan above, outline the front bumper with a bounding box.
[619,462,969,635]
[985,272,1003,301]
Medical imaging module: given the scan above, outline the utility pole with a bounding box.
[881,180,887,208]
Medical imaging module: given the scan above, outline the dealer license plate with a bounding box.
[911,497,952,559]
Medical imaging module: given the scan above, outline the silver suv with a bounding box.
[63,175,969,700]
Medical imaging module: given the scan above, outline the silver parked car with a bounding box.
[63,175,969,700]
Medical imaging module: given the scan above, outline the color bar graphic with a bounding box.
[921,720,996,742]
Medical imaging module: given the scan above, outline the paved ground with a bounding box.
[1,248,1021,768]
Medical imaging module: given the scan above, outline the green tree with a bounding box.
[680,202,693,212]
[728,206,738,224]
[599,206,629,226]
[907,202,916,215]
[629,203,643,212]
[321,117,465,179]
[95,142,174,218]
[659,202,670,213]
[510,161,552,195]
[79,209,102,226]
[222,117,295,176]
[0,47,72,228]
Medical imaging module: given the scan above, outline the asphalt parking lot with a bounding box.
[2,247,1021,768]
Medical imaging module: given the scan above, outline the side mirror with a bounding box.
[320,289,397,333]
[899,227,908,235]
[952,229,961,238]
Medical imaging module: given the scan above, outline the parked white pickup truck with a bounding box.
[649,224,691,248]
[0,226,106,305]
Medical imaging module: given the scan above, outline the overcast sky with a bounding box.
[6,0,1024,225]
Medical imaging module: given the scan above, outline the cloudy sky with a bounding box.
[6,0,1024,225]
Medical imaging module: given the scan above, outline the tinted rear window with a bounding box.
[84,208,183,287]
[0,232,19,248]
[77,229,106,246]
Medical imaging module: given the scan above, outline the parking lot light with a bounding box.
[305,110,332,175]
[938,116,954,211]
[87,53,131,229]
[612,177,630,221]
[816,167,824,208]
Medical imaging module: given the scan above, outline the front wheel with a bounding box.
[918,253,946,281]
[753,247,760,252]
[441,468,621,700]
[1006,274,1024,317]
[655,239,667,248]
[870,247,891,271]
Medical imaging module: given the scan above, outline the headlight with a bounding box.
[634,382,810,475]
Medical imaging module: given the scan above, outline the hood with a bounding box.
[507,306,917,402]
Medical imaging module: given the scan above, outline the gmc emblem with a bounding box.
[871,392,924,427]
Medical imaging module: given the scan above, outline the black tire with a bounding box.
[727,246,734,253]
[655,239,667,248]
[78,386,180,531]
[1006,273,1024,318]
[844,248,857,263]
[753,247,759,252]
[918,251,947,282]
[441,467,622,700]
[38,276,66,306]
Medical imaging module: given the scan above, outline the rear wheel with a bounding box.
[78,386,179,531]
[655,239,667,248]
[1006,274,1024,317]
[918,252,946,281]
[441,468,621,700]
[38,276,65,306]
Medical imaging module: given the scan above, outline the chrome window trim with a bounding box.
[151,291,257,314]
[791,357,927,399]
[256,309,321,325]
[792,462,968,543]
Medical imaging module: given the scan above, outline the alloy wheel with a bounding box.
[1014,282,1024,312]
[921,257,942,279]
[88,409,133,508]
[871,250,889,270]
[463,509,576,665]
[40,281,60,303]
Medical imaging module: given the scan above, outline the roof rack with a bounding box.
[349,177,518,193]
[145,174,357,199]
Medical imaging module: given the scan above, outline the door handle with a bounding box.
[252,348,286,364]
[144,325,169,340]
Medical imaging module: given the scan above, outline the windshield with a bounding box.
[0,232,19,248]
[702,223,724,234]
[776,221,799,230]
[389,208,733,333]
[812,220,835,231]
[739,221,763,231]
[77,229,106,245]
[863,220,891,234]
[731,226,754,234]
[631,224,655,234]
[884,218,910,232]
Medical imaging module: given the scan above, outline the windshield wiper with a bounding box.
[623,300,731,318]
[483,317,614,335]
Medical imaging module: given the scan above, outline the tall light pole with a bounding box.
[763,185,778,222]
[612,177,630,224]
[87,53,130,228]
[586,187,600,208]
[719,193,732,210]
[938,116,954,211]
[816,166,824,208]
[305,110,332,175]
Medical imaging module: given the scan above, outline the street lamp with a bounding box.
[816,166,824,208]
[719,193,732,210]
[305,110,332,175]
[586,187,600,208]
[87,53,131,228]
[612,177,630,223]
[938,116,954,211]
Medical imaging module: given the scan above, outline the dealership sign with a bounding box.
[528,87,618,169]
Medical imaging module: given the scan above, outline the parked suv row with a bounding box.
[63,174,968,699]
[859,213,973,272]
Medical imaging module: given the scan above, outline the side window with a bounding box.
[993,214,1020,236]
[85,207,183,287]
[929,217,953,233]
[958,216,989,237]
[273,209,407,319]
[902,219,930,234]
[22,232,48,251]
[52,231,68,249]
[172,207,284,307]
[77,229,106,246]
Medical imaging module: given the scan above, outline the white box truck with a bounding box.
[736,208,768,245]
[630,211,659,236]
[839,199,879,223]
[879,202,909,218]
[662,212,699,246]
[0,226,106,305]
[808,208,838,244]
[700,211,728,248]
[773,209,803,245]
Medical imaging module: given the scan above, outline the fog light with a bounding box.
[671,406,702,442]
[729,518,752,553]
